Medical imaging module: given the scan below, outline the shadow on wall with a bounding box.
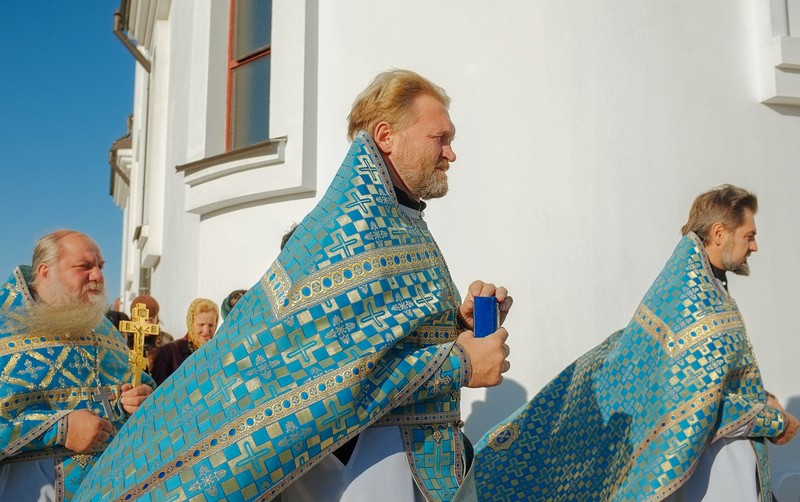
[770,395,800,502]
[463,378,528,441]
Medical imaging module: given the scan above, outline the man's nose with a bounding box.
[750,240,758,253]
[89,267,104,282]
[442,145,456,162]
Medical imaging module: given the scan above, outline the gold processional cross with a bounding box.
[119,303,160,387]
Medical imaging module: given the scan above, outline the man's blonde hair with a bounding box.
[681,185,758,243]
[347,69,450,141]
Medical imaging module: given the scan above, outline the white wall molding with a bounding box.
[177,137,313,215]
[762,36,800,105]
[762,0,800,106]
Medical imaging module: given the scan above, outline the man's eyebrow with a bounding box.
[440,124,456,141]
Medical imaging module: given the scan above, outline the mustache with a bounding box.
[83,282,104,294]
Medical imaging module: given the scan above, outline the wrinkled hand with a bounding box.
[120,383,153,415]
[768,394,799,445]
[457,327,510,388]
[458,280,513,329]
[65,409,112,453]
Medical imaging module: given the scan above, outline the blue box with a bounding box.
[473,296,499,338]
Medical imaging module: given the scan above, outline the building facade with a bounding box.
[109,0,800,495]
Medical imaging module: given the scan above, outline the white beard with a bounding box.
[15,295,107,338]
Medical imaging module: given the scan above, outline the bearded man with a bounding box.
[0,230,153,501]
[458,185,798,501]
[79,70,511,502]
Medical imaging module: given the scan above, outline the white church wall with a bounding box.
[132,0,321,333]
[123,66,147,300]
[197,197,318,306]
[137,19,170,273]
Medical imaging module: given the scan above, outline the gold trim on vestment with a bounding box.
[610,381,725,497]
[2,445,106,464]
[263,244,444,319]
[0,386,119,416]
[635,304,744,357]
[0,330,128,358]
[406,324,458,344]
[372,410,461,427]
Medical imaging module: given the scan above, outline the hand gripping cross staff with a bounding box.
[119,303,160,387]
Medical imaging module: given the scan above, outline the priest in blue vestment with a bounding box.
[458,185,798,501]
[77,70,512,502]
[0,230,154,501]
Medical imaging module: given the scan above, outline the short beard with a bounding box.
[722,241,750,276]
[392,139,449,200]
[396,159,449,200]
[16,288,107,338]
[415,166,449,200]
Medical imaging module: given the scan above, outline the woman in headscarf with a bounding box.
[150,298,219,386]
[220,288,247,320]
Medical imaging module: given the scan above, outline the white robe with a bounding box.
[283,426,424,502]
[665,436,759,501]
[0,460,57,502]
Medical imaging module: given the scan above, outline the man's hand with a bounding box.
[65,409,112,453]
[457,327,510,387]
[119,383,153,415]
[458,281,513,330]
[767,394,799,445]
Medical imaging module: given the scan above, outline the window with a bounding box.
[228,0,272,150]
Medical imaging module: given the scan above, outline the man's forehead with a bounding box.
[60,234,103,261]
[411,95,453,126]
[735,210,757,234]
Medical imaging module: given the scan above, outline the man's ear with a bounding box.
[37,262,51,281]
[709,222,726,246]
[373,121,393,154]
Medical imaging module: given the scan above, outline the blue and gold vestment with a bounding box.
[0,266,145,501]
[77,133,470,501]
[472,233,784,501]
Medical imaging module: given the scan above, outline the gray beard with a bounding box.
[14,297,107,338]
[725,261,750,276]
[722,242,751,276]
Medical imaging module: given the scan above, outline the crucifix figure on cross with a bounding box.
[119,303,160,387]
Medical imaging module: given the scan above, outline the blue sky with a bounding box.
[0,3,133,303]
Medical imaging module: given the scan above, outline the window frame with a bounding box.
[226,0,273,151]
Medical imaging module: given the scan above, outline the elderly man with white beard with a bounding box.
[0,229,153,501]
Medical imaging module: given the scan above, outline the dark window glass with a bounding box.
[234,0,271,60]
[229,0,272,150]
[231,54,270,150]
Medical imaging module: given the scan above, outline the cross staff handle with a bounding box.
[119,303,160,387]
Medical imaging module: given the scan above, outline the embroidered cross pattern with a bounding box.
[20,359,46,379]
